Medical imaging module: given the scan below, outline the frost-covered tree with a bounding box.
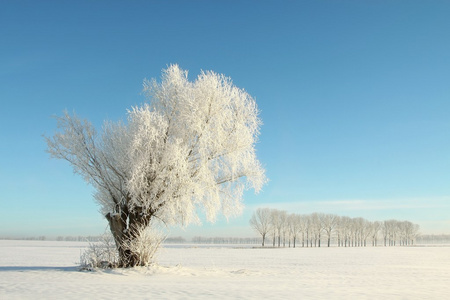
[297,214,308,247]
[359,219,372,247]
[370,221,382,247]
[335,216,345,247]
[273,210,287,247]
[288,213,303,248]
[268,209,278,247]
[305,214,313,247]
[250,208,272,247]
[46,65,266,267]
[279,211,289,247]
[321,214,338,247]
[383,220,399,246]
[267,209,284,247]
[310,213,323,247]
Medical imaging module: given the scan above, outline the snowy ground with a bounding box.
[0,240,449,299]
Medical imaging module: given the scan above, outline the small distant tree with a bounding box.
[383,220,398,246]
[310,213,323,247]
[279,211,289,247]
[411,223,420,245]
[297,214,308,247]
[370,221,382,246]
[271,210,287,247]
[305,214,312,247]
[361,219,372,247]
[46,65,266,267]
[267,209,284,247]
[335,216,344,247]
[250,208,272,247]
[382,220,390,246]
[399,221,420,246]
[321,213,338,247]
[288,213,303,248]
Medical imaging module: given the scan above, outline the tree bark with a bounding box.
[106,210,152,268]
[106,212,128,266]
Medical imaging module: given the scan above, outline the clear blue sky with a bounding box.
[1,1,449,238]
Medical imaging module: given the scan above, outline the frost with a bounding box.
[46,65,266,267]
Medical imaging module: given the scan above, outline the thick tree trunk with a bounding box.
[106,211,152,268]
[106,212,127,266]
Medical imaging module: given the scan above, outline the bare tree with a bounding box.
[249,208,420,249]
[347,218,358,247]
[361,219,372,247]
[383,220,398,246]
[336,216,351,247]
[270,209,278,247]
[305,214,313,247]
[268,209,286,247]
[370,221,382,246]
[250,208,272,247]
[411,223,420,245]
[310,213,323,247]
[398,221,420,246]
[288,214,303,248]
[279,211,289,247]
[321,214,338,247]
[298,214,308,247]
[382,220,390,246]
[46,65,266,267]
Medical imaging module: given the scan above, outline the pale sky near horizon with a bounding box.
[1,1,449,238]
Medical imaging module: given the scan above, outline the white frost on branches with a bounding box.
[46,64,266,230]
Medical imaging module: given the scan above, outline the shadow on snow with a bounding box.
[0,266,78,272]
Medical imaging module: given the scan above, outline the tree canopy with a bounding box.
[46,65,266,266]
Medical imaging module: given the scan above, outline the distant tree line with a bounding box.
[2,233,449,245]
[250,208,421,248]
[416,234,450,244]
[164,236,188,243]
[56,236,105,242]
[0,235,257,245]
[191,236,260,244]
[10,236,48,241]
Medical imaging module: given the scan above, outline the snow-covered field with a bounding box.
[0,240,449,299]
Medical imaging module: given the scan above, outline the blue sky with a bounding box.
[1,1,449,238]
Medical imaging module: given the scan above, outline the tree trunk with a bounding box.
[106,212,127,266]
[106,211,152,268]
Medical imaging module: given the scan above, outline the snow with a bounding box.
[1,240,449,299]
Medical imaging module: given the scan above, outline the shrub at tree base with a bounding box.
[80,233,119,270]
[80,228,165,270]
